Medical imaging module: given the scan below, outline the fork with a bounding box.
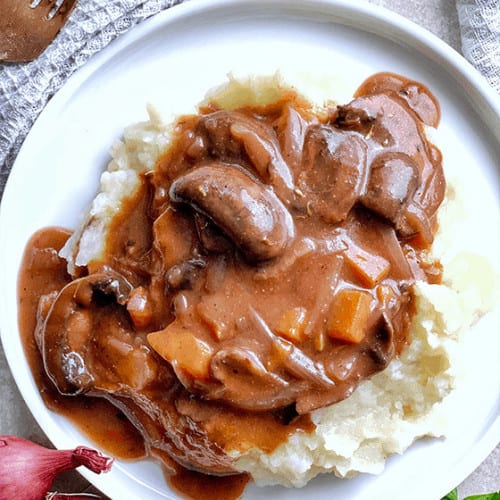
[0,0,78,62]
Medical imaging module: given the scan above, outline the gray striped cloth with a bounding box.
[456,0,500,92]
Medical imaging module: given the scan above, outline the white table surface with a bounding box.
[0,0,498,498]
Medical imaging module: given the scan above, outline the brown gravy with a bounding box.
[18,227,251,498]
[18,228,146,461]
[167,465,250,500]
[18,72,445,499]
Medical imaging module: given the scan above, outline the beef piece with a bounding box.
[361,152,420,224]
[196,110,296,204]
[298,125,367,223]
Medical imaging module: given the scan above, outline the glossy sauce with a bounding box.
[18,72,445,499]
[18,228,146,461]
[18,228,252,498]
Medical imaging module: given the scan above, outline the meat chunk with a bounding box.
[169,162,295,262]
[299,126,367,223]
[361,152,420,224]
[195,110,296,203]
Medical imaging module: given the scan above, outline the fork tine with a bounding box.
[47,0,63,19]
[31,0,75,21]
[29,0,57,19]
[55,0,77,18]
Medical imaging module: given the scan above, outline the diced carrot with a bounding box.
[147,327,213,379]
[275,307,308,343]
[344,240,390,287]
[327,288,373,343]
[127,286,153,329]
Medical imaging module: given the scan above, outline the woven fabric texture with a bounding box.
[456,0,500,92]
[0,0,183,190]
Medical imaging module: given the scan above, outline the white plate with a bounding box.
[1,1,499,499]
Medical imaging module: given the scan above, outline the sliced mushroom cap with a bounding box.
[169,162,295,262]
[196,110,296,203]
[354,71,441,128]
[38,271,133,395]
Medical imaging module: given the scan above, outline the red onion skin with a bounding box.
[0,435,113,500]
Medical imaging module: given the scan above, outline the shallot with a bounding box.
[0,435,113,500]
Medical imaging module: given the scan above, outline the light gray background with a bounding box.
[0,0,498,498]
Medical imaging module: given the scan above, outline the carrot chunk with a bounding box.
[328,288,373,343]
[275,307,308,343]
[147,327,213,379]
[344,240,390,287]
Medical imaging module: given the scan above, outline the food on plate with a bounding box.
[18,72,497,496]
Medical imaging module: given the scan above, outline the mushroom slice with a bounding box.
[170,162,295,262]
[37,271,133,395]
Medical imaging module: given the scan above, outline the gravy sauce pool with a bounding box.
[18,73,445,499]
[18,228,147,460]
[18,227,250,499]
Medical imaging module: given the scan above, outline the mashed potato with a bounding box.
[59,73,499,487]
